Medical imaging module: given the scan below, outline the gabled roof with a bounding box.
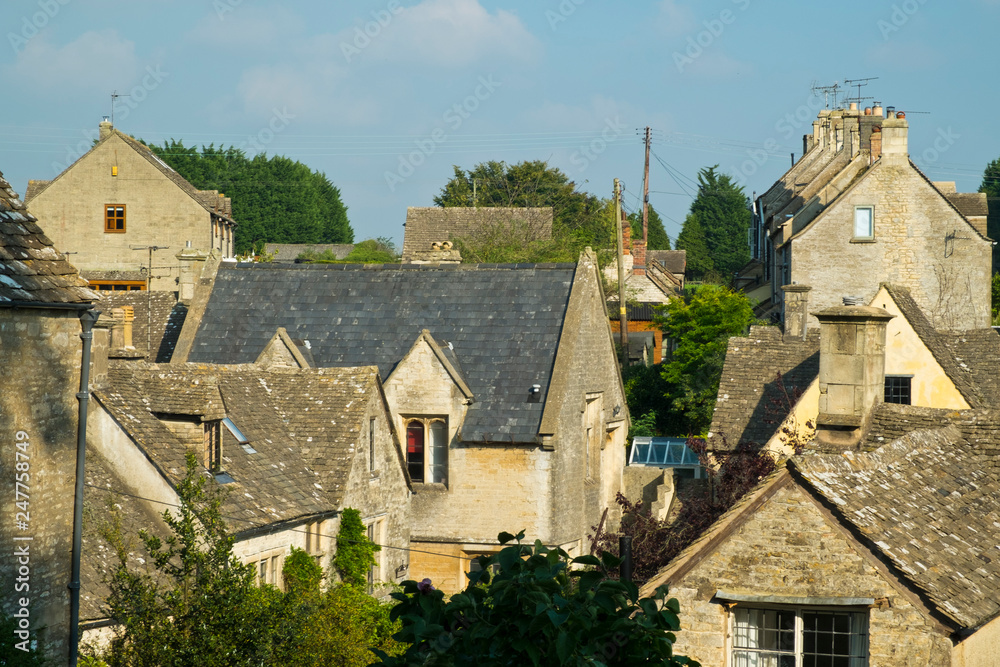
[187,262,579,443]
[647,250,686,275]
[0,169,96,304]
[25,129,235,223]
[794,420,1000,629]
[402,207,553,261]
[709,325,820,449]
[95,362,383,529]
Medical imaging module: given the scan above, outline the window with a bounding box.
[405,418,448,484]
[366,518,386,589]
[305,521,323,554]
[204,420,222,471]
[89,280,145,291]
[629,437,703,479]
[584,394,602,480]
[732,607,868,667]
[853,206,873,239]
[369,417,377,472]
[884,375,912,405]
[105,204,126,233]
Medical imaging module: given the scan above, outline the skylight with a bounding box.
[223,417,256,454]
[629,437,701,468]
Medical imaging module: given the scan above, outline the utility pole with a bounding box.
[614,178,628,366]
[642,126,651,244]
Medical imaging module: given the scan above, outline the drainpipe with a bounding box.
[69,308,99,667]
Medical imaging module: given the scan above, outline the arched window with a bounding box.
[404,417,448,485]
[406,421,425,482]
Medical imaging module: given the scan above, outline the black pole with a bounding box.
[69,308,99,666]
[619,536,633,583]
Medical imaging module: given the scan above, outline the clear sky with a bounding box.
[2,0,997,248]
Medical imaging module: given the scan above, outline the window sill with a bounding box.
[850,237,876,244]
[412,482,448,493]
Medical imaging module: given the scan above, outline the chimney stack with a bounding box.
[632,240,646,275]
[782,284,812,340]
[879,115,908,165]
[99,117,113,141]
[813,303,894,451]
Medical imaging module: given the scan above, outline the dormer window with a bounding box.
[853,206,874,240]
[205,420,222,471]
[405,417,448,484]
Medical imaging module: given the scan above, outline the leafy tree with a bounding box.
[299,238,399,264]
[655,286,756,434]
[981,160,1000,271]
[145,140,353,255]
[0,611,46,666]
[622,363,670,439]
[375,531,700,667]
[434,160,614,262]
[992,272,1000,326]
[628,205,671,250]
[674,167,750,281]
[335,508,380,586]
[674,213,713,280]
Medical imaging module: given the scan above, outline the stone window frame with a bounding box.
[204,420,222,472]
[728,604,869,666]
[584,393,603,482]
[366,516,387,590]
[104,204,126,233]
[369,416,377,474]
[852,206,875,241]
[248,547,287,589]
[404,416,448,486]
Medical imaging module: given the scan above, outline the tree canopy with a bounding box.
[674,166,750,281]
[434,160,614,262]
[628,204,671,250]
[375,531,700,667]
[979,158,1000,272]
[145,140,353,256]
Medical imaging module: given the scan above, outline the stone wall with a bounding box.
[792,162,991,330]
[0,308,90,659]
[26,134,215,291]
[668,484,951,666]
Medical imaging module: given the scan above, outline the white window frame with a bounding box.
[404,417,448,484]
[854,206,874,239]
[729,605,869,667]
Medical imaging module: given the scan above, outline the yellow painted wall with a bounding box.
[953,612,1000,667]
[766,378,819,456]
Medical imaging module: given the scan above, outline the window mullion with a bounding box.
[795,611,804,667]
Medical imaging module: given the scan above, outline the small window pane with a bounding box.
[631,443,650,464]
[429,421,448,484]
[406,422,424,483]
[854,207,873,238]
[884,376,911,405]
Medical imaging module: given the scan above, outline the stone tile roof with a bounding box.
[24,180,50,202]
[647,250,686,275]
[264,243,355,262]
[95,362,381,529]
[402,207,553,261]
[98,291,188,362]
[0,169,96,304]
[709,325,820,449]
[188,262,577,442]
[793,421,1000,628]
[946,192,989,218]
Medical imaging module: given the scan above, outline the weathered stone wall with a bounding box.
[792,162,991,330]
[26,135,214,291]
[669,484,951,666]
[0,308,89,659]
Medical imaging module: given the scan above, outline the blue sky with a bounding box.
[2,0,998,248]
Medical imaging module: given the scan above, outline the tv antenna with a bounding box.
[811,81,841,109]
[110,90,121,127]
[844,77,878,107]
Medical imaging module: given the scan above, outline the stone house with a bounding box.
[0,169,101,660]
[644,296,1000,666]
[24,120,237,292]
[745,104,991,329]
[401,206,553,262]
[82,359,411,629]
[173,250,629,592]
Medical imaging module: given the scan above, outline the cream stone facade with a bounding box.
[25,121,236,292]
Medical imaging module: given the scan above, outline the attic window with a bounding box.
[105,204,126,233]
[223,417,256,454]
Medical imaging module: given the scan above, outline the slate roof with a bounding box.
[0,169,96,303]
[98,291,188,362]
[402,207,553,261]
[95,362,382,529]
[793,420,1000,629]
[25,130,234,223]
[264,243,355,262]
[709,325,820,449]
[188,262,578,442]
[647,250,686,275]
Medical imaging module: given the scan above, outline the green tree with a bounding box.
[335,508,380,586]
[628,205,671,250]
[145,140,353,255]
[375,531,699,667]
[299,238,399,264]
[676,166,751,281]
[980,159,1000,271]
[655,286,756,434]
[0,611,46,666]
[674,213,713,280]
[992,272,1000,325]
